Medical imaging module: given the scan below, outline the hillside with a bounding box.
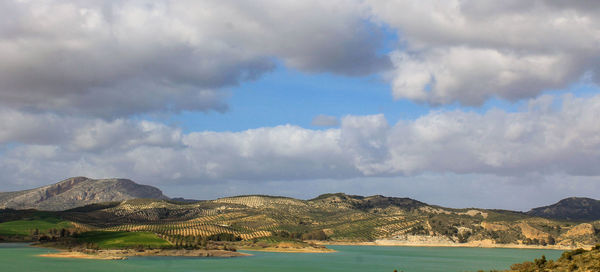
[1,193,597,250]
[2,179,600,250]
[0,177,167,211]
[527,197,600,221]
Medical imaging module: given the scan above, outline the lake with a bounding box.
[0,243,562,272]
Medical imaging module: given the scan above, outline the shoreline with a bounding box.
[313,240,585,251]
[38,251,127,260]
[32,239,585,260]
[37,248,252,260]
[239,247,336,253]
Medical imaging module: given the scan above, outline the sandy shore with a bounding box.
[314,240,584,251]
[37,239,581,260]
[39,251,127,260]
[38,248,251,260]
[239,247,336,253]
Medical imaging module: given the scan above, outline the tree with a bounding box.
[457,231,471,243]
[201,236,208,249]
[60,228,67,238]
[194,236,200,247]
[301,230,328,241]
[534,255,547,269]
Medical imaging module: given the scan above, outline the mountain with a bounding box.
[527,197,600,221]
[0,177,167,211]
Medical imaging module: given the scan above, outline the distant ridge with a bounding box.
[527,197,600,221]
[4,177,600,224]
[310,193,427,211]
[0,177,167,211]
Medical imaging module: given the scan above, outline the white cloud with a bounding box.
[2,0,599,116]
[2,94,600,188]
[311,114,339,127]
[369,0,600,105]
[0,0,389,117]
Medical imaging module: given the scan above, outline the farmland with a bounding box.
[0,211,74,237]
[74,231,171,249]
[2,193,600,250]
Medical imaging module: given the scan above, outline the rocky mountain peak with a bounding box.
[0,177,167,211]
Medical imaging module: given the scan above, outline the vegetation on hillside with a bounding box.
[2,194,600,251]
[499,245,600,271]
[0,219,72,236]
[0,211,74,241]
[527,197,600,221]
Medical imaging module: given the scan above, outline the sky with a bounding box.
[1,0,600,211]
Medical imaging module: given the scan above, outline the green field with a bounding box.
[0,218,72,236]
[75,231,171,249]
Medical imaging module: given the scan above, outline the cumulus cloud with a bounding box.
[0,109,182,150]
[2,94,600,188]
[311,114,340,127]
[368,0,600,105]
[0,0,389,117]
[3,0,598,116]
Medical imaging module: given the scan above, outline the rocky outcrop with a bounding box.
[563,223,596,238]
[376,234,456,246]
[518,222,550,240]
[0,177,167,211]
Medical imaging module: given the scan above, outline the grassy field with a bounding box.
[75,231,171,249]
[0,218,72,236]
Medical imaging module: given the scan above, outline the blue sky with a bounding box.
[166,64,416,132]
[160,63,600,134]
[150,24,600,134]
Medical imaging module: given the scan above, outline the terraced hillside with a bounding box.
[4,193,598,249]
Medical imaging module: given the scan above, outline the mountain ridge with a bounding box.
[526,197,600,221]
[0,177,167,211]
[3,178,600,222]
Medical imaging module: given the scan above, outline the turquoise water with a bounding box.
[1,243,562,272]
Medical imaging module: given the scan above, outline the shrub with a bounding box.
[207,233,241,242]
[560,248,586,261]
